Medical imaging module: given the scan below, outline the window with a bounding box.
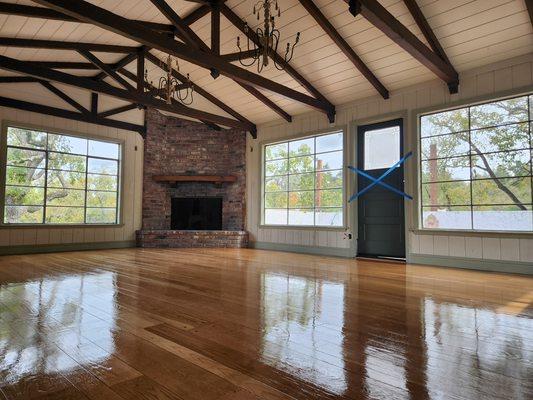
[364,125,400,170]
[2,126,121,225]
[419,94,532,232]
[263,131,344,227]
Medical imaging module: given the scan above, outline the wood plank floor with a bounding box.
[0,248,531,400]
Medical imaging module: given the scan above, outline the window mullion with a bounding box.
[42,134,49,224]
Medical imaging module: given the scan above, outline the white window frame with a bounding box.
[260,129,347,229]
[0,122,123,227]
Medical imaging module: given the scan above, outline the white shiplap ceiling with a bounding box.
[0,0,531,128]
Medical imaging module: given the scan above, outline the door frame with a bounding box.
[349,111,411,259]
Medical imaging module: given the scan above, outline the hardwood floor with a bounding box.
[0,248,531,400]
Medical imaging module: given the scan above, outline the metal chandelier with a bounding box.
[236,0,301,73]
[145,55,194,105]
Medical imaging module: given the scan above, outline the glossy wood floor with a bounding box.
[0,248,532,400]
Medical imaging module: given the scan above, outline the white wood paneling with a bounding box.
[0,104,144,247]
[248,53,533,264]
[0,0,532,126]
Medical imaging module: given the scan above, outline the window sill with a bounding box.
[0,224,125,229]
[259,224,348,231]
[410,228,532,238]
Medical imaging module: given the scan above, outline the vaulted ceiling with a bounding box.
[0,0,531,136]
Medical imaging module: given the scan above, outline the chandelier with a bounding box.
[236,0,300,73]
[145,55,194,105]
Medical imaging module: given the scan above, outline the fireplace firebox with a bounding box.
[171,197,223,230]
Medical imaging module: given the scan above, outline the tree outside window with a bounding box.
[420,94,532,231]
[263,131,344,227]
[3,126,121,225]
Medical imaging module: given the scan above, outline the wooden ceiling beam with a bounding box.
[143,52,255,131]
[0,95,145,134]
[0,53,254,131]
[0,37,137,53]
[39,80,90,115]
[183,5,211,25]
[402,0,451,65]
[98,103,139,118]
[33,0,328,116]
[211,1,221,55]
[298,0,388,99]
[118,66,224,133]
[93,52,138,82]
[148,0,291,123]
[0,2,175,33]
[0,77,42,83]
[346,0,459,93]
[78,49,135,91]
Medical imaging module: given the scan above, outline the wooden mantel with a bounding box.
[153,175,237,184]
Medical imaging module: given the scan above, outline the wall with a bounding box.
[247,53,533,271]
[141,108,247,231]
[0,106,144,253]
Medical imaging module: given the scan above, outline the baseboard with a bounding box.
[250,241,354,258]
[408,254,533,275]
[0,241,136,256]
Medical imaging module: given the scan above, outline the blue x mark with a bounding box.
[348,151,413,202]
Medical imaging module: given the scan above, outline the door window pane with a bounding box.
[364,126,400,170]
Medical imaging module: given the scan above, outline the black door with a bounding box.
[357,119,405,259]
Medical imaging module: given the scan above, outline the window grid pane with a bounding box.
[263,131,344,227]
[3,127,120,225]
[420,94,533,232]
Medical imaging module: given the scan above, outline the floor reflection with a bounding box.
[260,273,347,394]
[0,249,531,399]
[259,260,533,399]
[0,272,117,386]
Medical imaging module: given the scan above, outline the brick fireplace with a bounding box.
[136,109,249,248]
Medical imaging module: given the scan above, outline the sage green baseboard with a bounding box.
[0,241,136,256]
[250,241,354,258]
[408,254,533,275]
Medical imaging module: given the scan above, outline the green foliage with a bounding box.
[420,96,532,209]
[264,133,344,226]
[4,127,119,224]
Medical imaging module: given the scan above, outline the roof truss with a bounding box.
[0,0,463,136]
[346,0,459,93]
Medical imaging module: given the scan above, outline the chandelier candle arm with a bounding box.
[145,54,194,105]
[235,0,300,73]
